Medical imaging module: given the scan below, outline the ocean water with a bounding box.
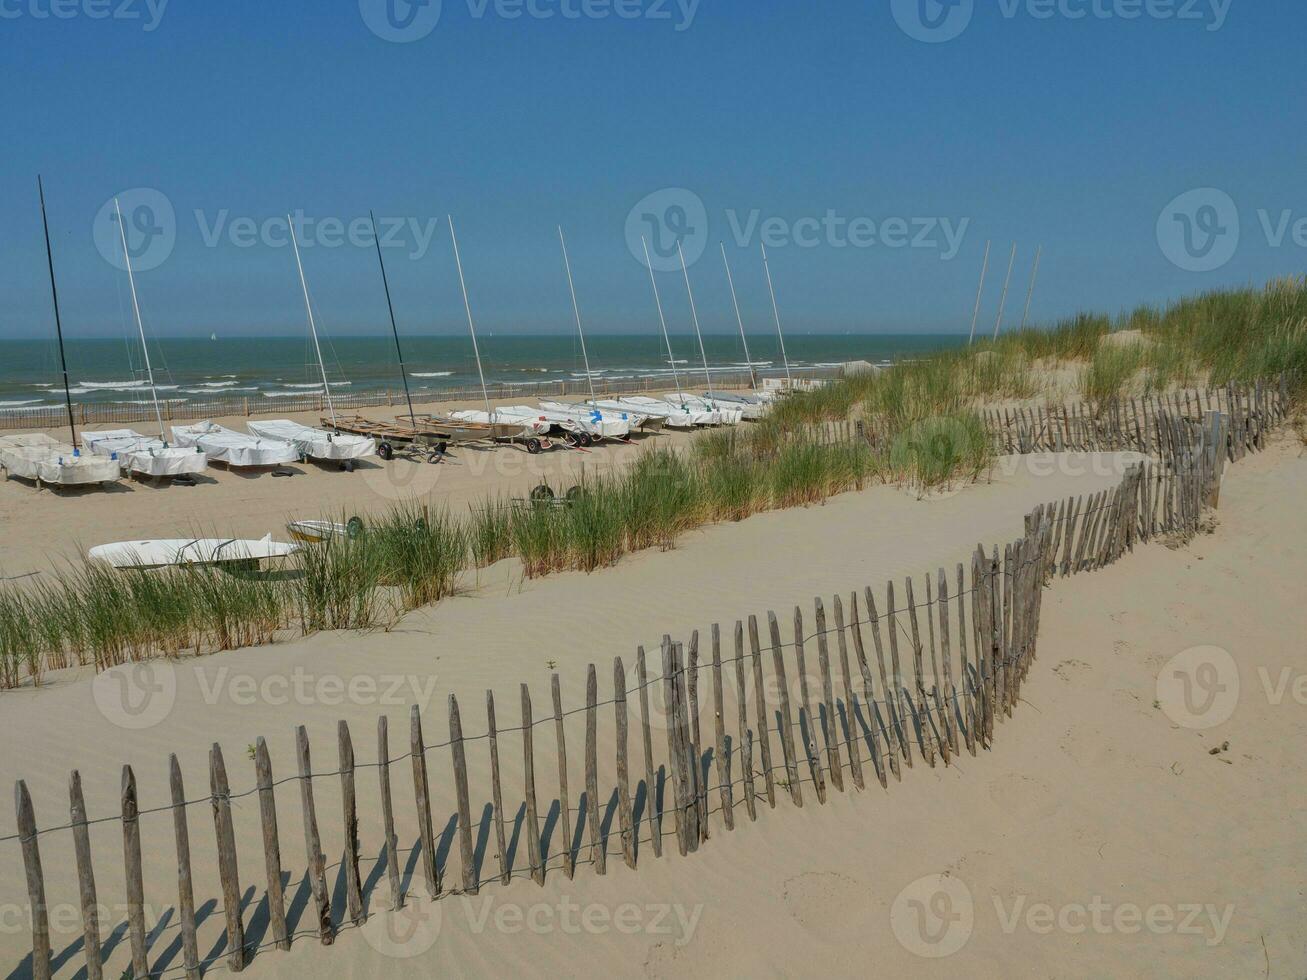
[0,334,966,410]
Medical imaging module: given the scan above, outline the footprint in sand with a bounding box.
[1060,726,1121,767]
[782,871,867,936]
[987,772,1061,818]
[1053,659,1091,681]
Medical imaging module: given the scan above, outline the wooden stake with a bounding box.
[253,739,291,947]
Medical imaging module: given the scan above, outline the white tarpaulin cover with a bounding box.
[498,405,631,439]
[88,534,300,569]
[0,434,121,486]
[171,421,299,468]
[83,429,209,477]
[605,396,720,426]
[246,420,376,461]
[538,401,657,432]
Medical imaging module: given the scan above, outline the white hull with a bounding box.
[700,393,766,419]
[248,420,376,462]
[171,421,299,468]
[539,401,658,433]
[0,434,122,486]
[614,396,722,426]
[89,534,300,569]
[83,430,209,477]
[447,410,552,436]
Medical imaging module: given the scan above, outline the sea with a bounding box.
[0,334,967,411]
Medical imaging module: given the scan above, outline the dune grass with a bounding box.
[3,277,1301,687]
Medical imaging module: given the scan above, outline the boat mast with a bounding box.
[557,226,597,403]
[719,242,757,390]
[369,210,418,429]
[114,198,166,441]
[37,176,77,447]
[677,242,715,398]
[968,239,991,346]
[288,215,336,427]
[447,216,494,420]
[760,243,793,387]
[992,242,1017,342]
[641,236,684,406]
[1019,244,1042,331]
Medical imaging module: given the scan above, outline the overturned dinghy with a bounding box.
[171,421,299,470]
[247,419,376,469]
[83,429,208,479]
[89,533,301,570]
[0,434,122,488]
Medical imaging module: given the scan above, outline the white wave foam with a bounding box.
[411,372,453,378]
[77,380,145,390]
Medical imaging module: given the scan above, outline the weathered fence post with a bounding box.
[69,770,103,980]
[296,727,335,942]
[551,674,576,878]
[168,756,202,979]
[448,695,479,894]
[16,781,51,980]
[253,739,291,947]
[338,721,366,921]
[521,684,545,885]
[209,744,246,971]
[120,766,148,979]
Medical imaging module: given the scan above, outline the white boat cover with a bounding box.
[83,429,209,477]
[171,421,299,468]
[612,396,721,426]
[538,400,653,432]
[0,434,122,485]
[676,394,744,424]
[447,410,552,436]
[699,393,766,420]
[247,420,376,461]
[88,534,301,569]
[589,398,696,428]
[499,405,631,439]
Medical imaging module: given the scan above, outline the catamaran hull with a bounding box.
[248,420,377,462]
[89,535,301,570]
[171,422,300,468]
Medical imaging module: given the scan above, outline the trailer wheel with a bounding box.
[377,442,395,461]
[565,432,582,448]
[580,432,595,447]
[530,483,555,502]
[346,516,366,539]
[565,485,586,502]
[525,438,543,455]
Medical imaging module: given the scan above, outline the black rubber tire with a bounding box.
[346,516,365,539]
[565,485,585,502]
[377,442,395,461]
[580,432,594,448]
[525,438,543,455]
[565,432,582,448]
[530,484,555,502]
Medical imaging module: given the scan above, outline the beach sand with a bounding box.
[0,426,1302,978]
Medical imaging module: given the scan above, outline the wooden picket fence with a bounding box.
[0,397,1273,978]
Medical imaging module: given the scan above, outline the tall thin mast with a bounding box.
[992,242,1017,342]
[1019,244,1042,331]
[678,242,714,398]
[370,210,418,429]
[641,236,683,405]
[114,198,165,440]
[37,176,77,446]
[720,243,757,390]
[760,243,793,387]
[968,239,991,346]
[447,216,493,420]
[557,226,596,403]
[288,215,336,426]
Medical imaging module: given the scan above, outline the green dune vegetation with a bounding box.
[2,277,1304,686]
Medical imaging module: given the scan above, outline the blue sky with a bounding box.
[0,0,1302,339]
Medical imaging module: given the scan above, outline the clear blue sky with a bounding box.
[0,0,1301,340]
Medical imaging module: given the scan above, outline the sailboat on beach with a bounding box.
[247,216,377,470]
[83,197,210,481]
[0,179,121,490]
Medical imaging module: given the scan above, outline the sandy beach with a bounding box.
[0,420,1302,978]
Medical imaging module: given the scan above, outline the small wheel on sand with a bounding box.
[377,442,395,461]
